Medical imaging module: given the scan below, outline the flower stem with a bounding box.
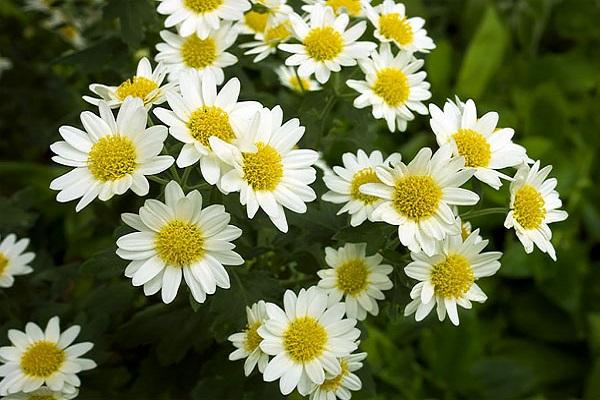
[461,207,508,219]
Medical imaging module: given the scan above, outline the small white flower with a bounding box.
[0,54,12,78]
[258,287,360,396]
[346,43,431,132]
[504,161,568,261]
[308,352,367,400]
[0,317,96,396]
[240,17,293,63]
[237,1,293,36]
[317,243,393,321]
[455,214,482,243]
[0,234,35,288]
[24,0,55,13]
[2,386,78,400]
[117,181,244,304]
[228,300,270,376]
[276,66,321,93]
[302,0,368,18]
[404,230,502,326]
[49,98,174,211]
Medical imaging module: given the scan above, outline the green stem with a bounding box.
[460,207,508,219]
[169,165,181,183]
[181,167,192,188]
[148,175,169,185]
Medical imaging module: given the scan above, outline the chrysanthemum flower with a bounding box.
[301,0,367,18]
[308,352,366,400]
[258,287,360,396]
[361,146,479,255]
[0,317,96,396]
[364,0,435,53]
[346,43,431,132]
[504,161,568,261]
[228,300,270,376]
[429,98,530,189]
[210,106,319,233]
[279,5,376,83]
[155,24,238,84]
[157,0,250,39]
[0,234,35,289]
[237,0,293,36]
[404,230,502,326]
[240,17,293,62]
[2,386,78,400]
[117,181,244,304]
[49,98,174,211]
[153,73,261,186]
[277,66,321,93]
[322,149,401,226]
[317,243,393,320]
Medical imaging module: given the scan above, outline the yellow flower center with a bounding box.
[325,0,362,16]
[430,254,474,298]
[29,396,55,400]
[320,359,349,392]
[373,67,409,107]
[0,252,8,276]
[392,176,442,221]
[87,136,137,182]
[350,168,381,204]
[288,75,312,92]
[283,317,327,363]
[115,76,158,101]
[184,0,222,13]
[155,220,205,267]
[461,221,471,240]
[242,143,284,191]
[452,128,491,168]
[181,36,217,69]
[187,106,236,148]
[336,259,369,296]
[243,321,263,352]
[378,13,413,45]
[264,22,291,46]
[20,341,65,378]
[513,185,545,230]
[304,27,344,61]
[244,10,268,33]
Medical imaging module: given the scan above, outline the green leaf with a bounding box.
[105,0,156,47]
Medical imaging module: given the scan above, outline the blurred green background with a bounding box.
[1,0,599,398]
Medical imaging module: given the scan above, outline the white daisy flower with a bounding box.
[2,386,78,400]
[24,0,55,12]
[83,57,171,110]
[228,300,270,376]
[157,0,250,39]
[0,54,12,78]
[210,105,319,233]
[361,146,480,255]
[277,66,321,93]
[404,230,502,326]
[117,181,244,304]
[0,316,96,396]
[49,98,174,211]
[504,161,568,261]
[240,18,293,63]
[155,24,238,85]
[302,0,368,18]
[258,287,360,396]
[153,73,261,186]
[429,98,530,189]
[346,43,431,132]
[317,243,393,321]
[322,149,401,226]
[364,0,435,53]
[279,5,377,83]
[0,234,35,289]
[308,352,367,400]
[237,0,293,36]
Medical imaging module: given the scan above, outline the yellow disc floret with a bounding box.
[181,36,217,69]
[392,176,442,221]
[513,185,545,230]
[244,321,263,352]
[115,76,158,101]
[242,143,284,191]
[29,395,56,400]
[0,252,8,276]
[184,0,222,13]
[373,67,409,107]
[325,0,362,16]
[187,106,236,148]
[20,341,65,378]
[155,220,205,267]
[264,22,291,46]
[244,10,269,33]
[336,259,369,296]
[350,168,381,204]
[283,317,327,363]
[87,136,137,182]
[304,27,343,61]
[320,359,349,392]
[452,128,491,168]
[430,254,474,298]
[379,13,414,45]
[288,75,312,92]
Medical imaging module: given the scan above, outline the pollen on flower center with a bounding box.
[320,359,349,391]
[155,220,205,267]
[0,252,8,276]
[325,0,362,16]
[265,22,291,46]
[243,321,263,352]
[187,106,236,148]
[30,395,55,400]
[373,67,409,107]
[392,175,442,221]
[184,0,222,13]
[20,341,65,378]
[181,36,217,69]
[452,128,491,167]
[430,254,474,298]
[350,168,381,204]
[244,10,268,33]
[115,76,158,101]
[304,26,344,61]
[288,75,311,92]
[336,259,369,296]
[242,143,284,191]
[87,136,137,182]
[283,317,327,363]
[379,13,414,45]
[513,185,545,230]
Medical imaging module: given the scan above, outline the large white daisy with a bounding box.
[2,386,78,400]
[228,300,270,376]
[0,234,35,289]
[308,352,366,400]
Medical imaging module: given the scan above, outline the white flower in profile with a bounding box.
[49,98,174,211]
[322,149,401,226]
[0,317,96,396]
[117,181,244,304]
[364,0,435,53]
[429,98,530,189]
[276,66,321,93]
[2,386,78,400]
[404,230,502,326]
[504,161,568,261]
[308,352,367,400]
[237,0,293,36]
[0,234,35,289]
[240,18,293,63]
[83,57,172,110]
[210,106,319,233]
[155,23,238,85]
[153,73,261,187]
[258,287,360,396]
[317,243,393,321]
[346,43,431,132]
[302,0,367,18]
[279,5,377,83]
[361,146,479,255]
[157,0,250,39]
[228,300,270,376]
